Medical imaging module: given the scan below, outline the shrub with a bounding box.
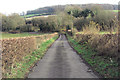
[82,21,100,34]
[72,28,78,39]
[93,34,118,57]
[73,18,90,31]
[75,34,91,45]
[20,24,35,32]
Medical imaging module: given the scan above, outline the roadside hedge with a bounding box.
[75,33,118,58]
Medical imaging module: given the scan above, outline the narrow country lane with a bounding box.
[28,35,99,78]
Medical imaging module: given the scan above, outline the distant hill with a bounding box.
[26,4,118,15]
[26,5,65,15]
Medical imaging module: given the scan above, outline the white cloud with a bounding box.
[0,0,119,15]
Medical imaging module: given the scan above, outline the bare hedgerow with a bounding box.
[76,33,118,58]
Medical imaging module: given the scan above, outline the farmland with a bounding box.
[21,13,54,19]
[1,32,44,39]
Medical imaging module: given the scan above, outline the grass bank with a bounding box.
[66,34,118,78]
[6,35,58,78]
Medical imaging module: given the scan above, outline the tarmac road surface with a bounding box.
[28,34,99,78]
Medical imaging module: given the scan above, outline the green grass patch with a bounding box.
[77,31,116,35]
[21,13,51,18]
[66,34,118,78]
[21,14,42,18]
[99,31,116,34]
[1,32,48,39]
[6,35,58,78]
[112,10,120,12]
[105,10,120,13]
[110,10,120,13]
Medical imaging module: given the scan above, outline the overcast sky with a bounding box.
[0,0,119,15]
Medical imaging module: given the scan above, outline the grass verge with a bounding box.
[6,35,58,78]
[66,34,118,78]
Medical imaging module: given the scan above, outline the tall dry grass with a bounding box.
[82,21,101,34]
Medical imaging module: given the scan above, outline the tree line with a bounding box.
[1,5,118,33]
